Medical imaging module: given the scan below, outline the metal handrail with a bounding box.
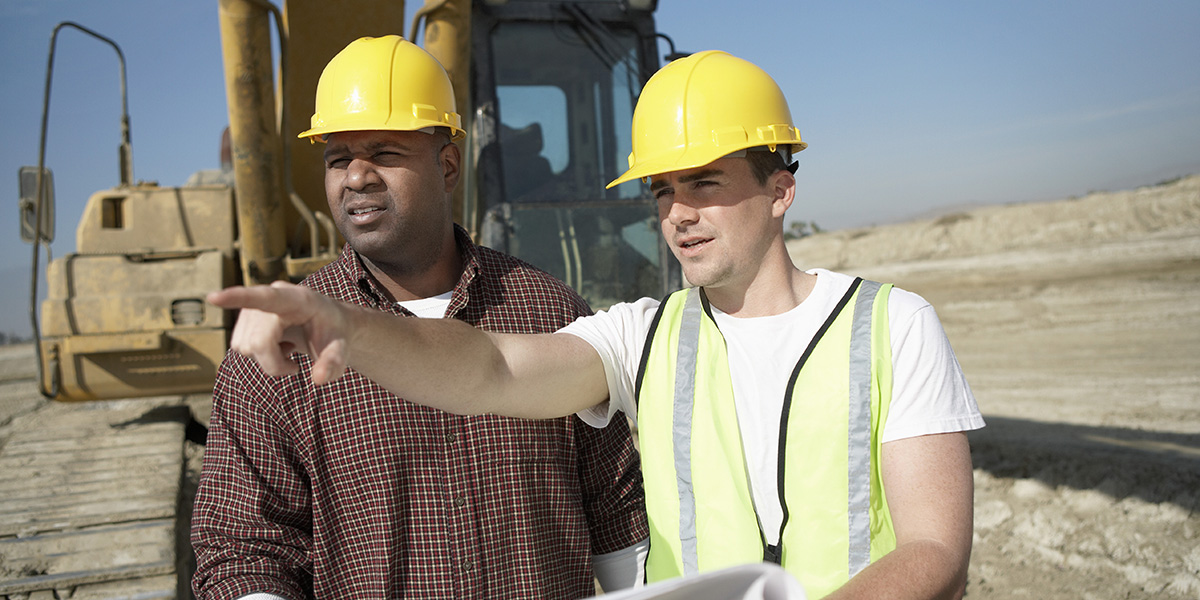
[29,21,131,398]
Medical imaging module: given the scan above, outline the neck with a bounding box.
[364,231,463,302]
[704,245,816,318]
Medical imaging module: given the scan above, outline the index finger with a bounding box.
[207,282,309,320]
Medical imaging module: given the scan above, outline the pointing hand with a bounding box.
[207,281,352,385]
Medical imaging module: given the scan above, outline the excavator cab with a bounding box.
[460,0,679,309]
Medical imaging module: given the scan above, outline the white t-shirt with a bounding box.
[396,290,454,318]
[559,268,984,544]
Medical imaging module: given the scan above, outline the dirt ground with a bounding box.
[788,174,1200,598]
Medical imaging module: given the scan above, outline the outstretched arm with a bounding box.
[208,281,609,419]
[826,431,975,600]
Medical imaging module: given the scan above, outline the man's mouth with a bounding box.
[677,237,712,253]
[346,205,385,226]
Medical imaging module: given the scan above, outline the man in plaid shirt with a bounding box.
[190,36,648,599]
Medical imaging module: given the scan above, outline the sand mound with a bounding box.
[787,174,1200,269]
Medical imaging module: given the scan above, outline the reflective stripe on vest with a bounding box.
[636,279,896,598]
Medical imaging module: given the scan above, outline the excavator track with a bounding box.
[0,345,200,599]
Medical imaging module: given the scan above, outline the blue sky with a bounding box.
[1,0,1198,337]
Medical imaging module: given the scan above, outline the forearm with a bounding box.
[339,303,515,415]
[824,538,968,600]
[828,432,974,599]
[340,303,603,418]
[213,283,608,419]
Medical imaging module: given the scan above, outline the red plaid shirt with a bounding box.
[192,227,648,599]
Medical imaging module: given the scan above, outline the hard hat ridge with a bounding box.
[299,35,464,143]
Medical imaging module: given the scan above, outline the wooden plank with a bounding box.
[0,483,177,514]
[0,495,180,535]
[0,463,180,496]
[69,574,178,600]
[0,399,189,595]
[0,520,175,595]
[0,380,41,427]
[0,426,180,453]
[0,414,184,536]
[3,428,182,454]
[0,453,181,476]
[0,449,181,479]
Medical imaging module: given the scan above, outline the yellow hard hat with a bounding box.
[299,35,465,142]
[607,50,806,188]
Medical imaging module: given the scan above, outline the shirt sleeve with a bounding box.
[554,297,652,564]
[882,289,986,443]
[592,537,650,591]
[559,297,661,428]
[190,353,314,599]
[572,411,651,558]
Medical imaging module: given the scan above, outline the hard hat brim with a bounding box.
[606,140,807,189]
[298,122,466,143]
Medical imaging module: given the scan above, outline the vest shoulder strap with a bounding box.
[634,289,680,411]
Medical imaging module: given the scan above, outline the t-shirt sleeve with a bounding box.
[557,297,661,428]
[883,289,985,443]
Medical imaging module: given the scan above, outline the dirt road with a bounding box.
[788,174,1200,598]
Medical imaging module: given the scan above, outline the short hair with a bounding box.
[430,127,456,165]
[745,148,789,185]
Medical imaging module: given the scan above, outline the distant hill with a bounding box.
[787,174,1200,270]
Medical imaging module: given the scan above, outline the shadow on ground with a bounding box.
[969,416,1199,507]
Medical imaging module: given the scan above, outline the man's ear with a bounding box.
[440,141,462,193]
[770,168,796,218]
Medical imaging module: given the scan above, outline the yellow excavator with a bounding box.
[22,0,683,403]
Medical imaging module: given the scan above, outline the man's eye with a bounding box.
[326,158,349,168]
[653,188,673,200]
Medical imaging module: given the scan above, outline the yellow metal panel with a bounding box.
[417,0,474,230]
[44,328,228,403]
[41,250,229,337]
[62,332,164,354]
[280,0,409,251]
[74,185,235,256]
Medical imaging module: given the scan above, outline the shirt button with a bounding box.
[445,432,457,443]
[463,560,474,571]
[454,495,467,507]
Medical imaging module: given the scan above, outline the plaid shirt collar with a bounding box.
[335,224,480,317]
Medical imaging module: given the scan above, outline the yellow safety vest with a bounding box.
[635,278,897,599]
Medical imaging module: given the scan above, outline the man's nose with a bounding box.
[666,197,699,228]
[345,158,380,190]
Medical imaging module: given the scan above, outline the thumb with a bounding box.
[309,337,349,386]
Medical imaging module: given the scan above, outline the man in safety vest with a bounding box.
[211,50,985,600]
